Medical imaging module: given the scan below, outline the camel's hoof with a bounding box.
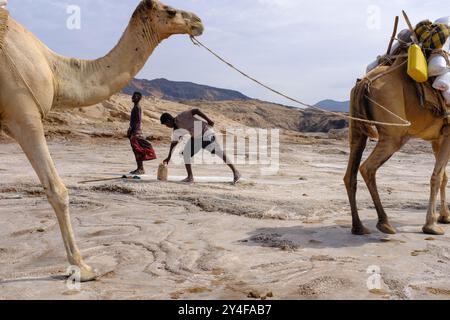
[377,222,397,235]
[80,266,98,282]
[423,225,445,236]
[438,216,450,224]
[352,226,371,235]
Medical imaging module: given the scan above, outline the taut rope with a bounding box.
[190,36,411,128]
[0,9,46,119]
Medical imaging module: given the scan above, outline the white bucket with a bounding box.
[428,54,449,77]
[433,72,450,91]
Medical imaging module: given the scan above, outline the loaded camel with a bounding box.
[345,57,450,236]
[0,0,203,281]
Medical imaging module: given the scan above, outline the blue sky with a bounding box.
[7,0,450,105]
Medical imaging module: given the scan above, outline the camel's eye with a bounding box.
[167,8,177,17]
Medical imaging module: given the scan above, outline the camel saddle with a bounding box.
[415,78,449,118]
[0,7,8,50]
[381,45,450,119]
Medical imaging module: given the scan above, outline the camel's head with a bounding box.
[136,0,204,38]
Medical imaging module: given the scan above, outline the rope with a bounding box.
[366,59,407,85]
[190,36,411,128]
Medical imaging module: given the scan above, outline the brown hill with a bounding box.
[123,78,251,101]
[0,94,348,143]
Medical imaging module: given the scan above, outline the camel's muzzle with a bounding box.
[188,14,204,37]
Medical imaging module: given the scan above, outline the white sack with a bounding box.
[444,38,450,52]
[428,54,449,77]
[0,0,7,9]
[433,72,450,91]
[435,16,450,26]
[443,89,450,105]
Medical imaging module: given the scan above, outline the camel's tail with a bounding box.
[349,79,379,142]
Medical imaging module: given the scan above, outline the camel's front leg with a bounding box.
[5,114,97,281]
[425,130,450,235]
[359,138,406,234]
[432,140,450,224]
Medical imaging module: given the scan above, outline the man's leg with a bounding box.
[183,163,194,183]
[222,153,241,184]
[137,160,145,174]
[182,138,198,183]
[129,137,146,175]
[210,140,241,184]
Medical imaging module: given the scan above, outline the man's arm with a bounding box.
[163,141,179,164]
[192,109,214,127]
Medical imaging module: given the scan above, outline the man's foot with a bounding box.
[233,172,242,185]
[181,177,194,184]
[130,169,145,175]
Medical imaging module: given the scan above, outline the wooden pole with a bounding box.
[79,177,124,184]
[402,10,419,45]
[78,175,141,184]
[387,16,399,55]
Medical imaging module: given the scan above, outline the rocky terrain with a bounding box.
[0,93,348,144]
[3,92,447,300]
[1,130,449,300]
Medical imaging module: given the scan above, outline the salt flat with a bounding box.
[0,136,449,300]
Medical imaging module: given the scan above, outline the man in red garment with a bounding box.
[127,92,157,175]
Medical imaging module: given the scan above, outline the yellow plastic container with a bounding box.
[407,44,428,83]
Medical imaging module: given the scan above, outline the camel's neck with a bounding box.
[51,9,166,108]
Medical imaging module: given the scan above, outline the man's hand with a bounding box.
[164,142,178,165]
[208,120,215,127]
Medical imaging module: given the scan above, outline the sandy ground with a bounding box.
[0,136,449,300]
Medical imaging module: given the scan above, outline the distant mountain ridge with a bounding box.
[123,78,251,102]
[314,100,349,112]
[123,78,350,125]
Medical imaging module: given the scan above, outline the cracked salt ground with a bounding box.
[0,139,450,299]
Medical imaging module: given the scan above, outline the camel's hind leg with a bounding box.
[344,130,370,235]
[424,129,450,235]
[360,137,407,234]
[432,139,450,225]
[4,112,97,281]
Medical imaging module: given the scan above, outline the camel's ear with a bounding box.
[143,0,155,9]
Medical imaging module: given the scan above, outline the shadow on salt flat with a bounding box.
[242,219,433,250]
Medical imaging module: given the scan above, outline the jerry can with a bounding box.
[157,163,168,181]
[407,44,428,83]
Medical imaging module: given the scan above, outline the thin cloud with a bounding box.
[6,0,450,104]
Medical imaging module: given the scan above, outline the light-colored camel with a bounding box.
[345,56,450,236]
[0,0,203,281]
